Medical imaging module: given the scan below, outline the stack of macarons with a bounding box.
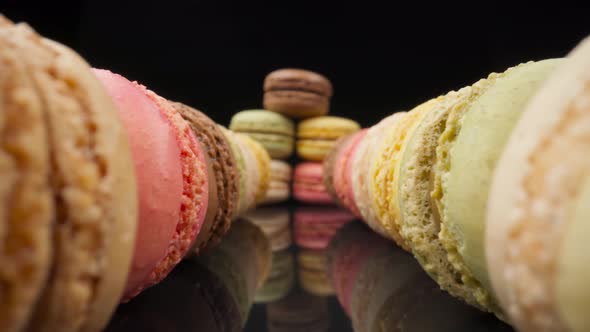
[319,35,590,330]
[244,208,296,303]
[230,110,294,205]
[0,17,274,332]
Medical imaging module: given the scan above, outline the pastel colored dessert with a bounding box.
[0,20,138,332]
[95,69,210,301]
[218,126,248,219]
[236,133,271,205]
[262,160,292,205]
[245,207,292,251]
[487,39,590,332]
[229,110,295,159]
[255,249,295,303]
[372,99,440,252]
[293,162,335,204]
[263,68,333,119]
[297,116,360,161]
[199,218,271,326]
[431,59,560,312]
[172,102,239,252]
[351,113,406,239]
[333,129,368,217]
[297,249,334,296]
[326,222,390,316]
[293,206,355,250]
[266,289,330,332]
[323,134,354,205]
[105,259,241,332]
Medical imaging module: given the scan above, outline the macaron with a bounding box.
[255,249,295,303]
[297,249,334,296]
[236,133,271,205]
[487,39,590,332]
[371,99,440,252]
[431,59,560,312]
[293,206,355,250]
[0,20,138,332]
[244,207,292,251]
[332,129,368,217]
[293,162,334,204]
[297,116,360,161]
[323,134,354,205]
[229,110,295,160]
[262,160,292,205]
[263,68,333,119]
[398,85,491,309]
[95,69,210,301]
[218,126,248,219]
[351,113,406,240]
[172,102,239,252]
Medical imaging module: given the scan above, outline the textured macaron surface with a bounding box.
[15,31,137,331]
[433,59,560,313]
[173,103,239,251]
[94,69,183,301]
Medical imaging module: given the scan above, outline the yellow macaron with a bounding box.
[297,116,360,161]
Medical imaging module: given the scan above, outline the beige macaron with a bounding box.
[0,19,138,332]
[487,36,590,332]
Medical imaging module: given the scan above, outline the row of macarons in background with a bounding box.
[0,16,285,332]
[317,35,590,331]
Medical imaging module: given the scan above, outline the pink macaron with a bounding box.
[94,69,209,300]
[293,162,334,205]
[293,206,355,250]
[333,129,368,217]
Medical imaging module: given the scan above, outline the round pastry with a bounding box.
[172,102,239,252]
[263,68,333,119]
[296,116,360,161]
[293,162,334,205]
[262,160,292,205]
[333,129,368,217]
[0,21,138,332]
[229,109,295,160]
[487,38,590,332]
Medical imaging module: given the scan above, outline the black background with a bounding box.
[3,1,590,128]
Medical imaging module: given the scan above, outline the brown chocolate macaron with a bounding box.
[0,19,138,332]
[173,102,239,252]
[263,69,333,119]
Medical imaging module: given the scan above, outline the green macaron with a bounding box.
[229,110,295,160]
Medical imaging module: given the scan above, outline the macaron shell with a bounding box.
[296,138,337,161]
[237,133,271,204]
[351,113,405,239]
[435,59,560,312]
[341,130,368,217]
[22,36,138,332]
[487,39,590,332]
[293,162,334,204]
[173,103,239,252]
[127,87,208,299]
[372,99,437,251]
[264,68,333,97]
[398,85,492,310]
[0,22,53,332]
[93,69,183,301]
[230,110,294,160]
[219,126,247,220]
[323,134,352,205]
[234,133,261,213]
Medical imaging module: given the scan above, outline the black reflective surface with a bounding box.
[105,207,515,332]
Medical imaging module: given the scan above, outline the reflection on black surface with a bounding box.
[104,210,516,332]
[327,222,515,332]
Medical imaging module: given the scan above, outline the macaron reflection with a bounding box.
[106,218,271,331]
[327,222,515,332]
